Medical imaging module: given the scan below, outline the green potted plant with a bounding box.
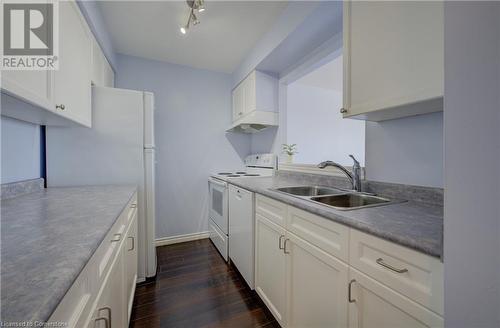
[282,144,298,164]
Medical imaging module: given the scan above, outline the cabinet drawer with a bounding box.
[256,195,286,227]
[349,229,443,315]
[287,206,349,262]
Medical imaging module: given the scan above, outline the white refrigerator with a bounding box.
[46,86,157,281]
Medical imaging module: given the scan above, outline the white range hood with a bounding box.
[226,111,279,133]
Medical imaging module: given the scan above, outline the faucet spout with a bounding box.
[317,156,362,192]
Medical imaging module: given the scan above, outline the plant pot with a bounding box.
[286,154,293,164]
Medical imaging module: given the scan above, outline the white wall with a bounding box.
[286,83,365,166]
[365,112,444,188]
[115,54,251,239]
[444,2,500,327]
[1,99,41,184]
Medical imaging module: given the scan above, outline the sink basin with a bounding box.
[275,186,345,197]
[310,193,393,210]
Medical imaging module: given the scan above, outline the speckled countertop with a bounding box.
[227,175,443,259]
[1,185,137,323]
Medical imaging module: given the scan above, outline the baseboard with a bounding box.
[155,231,210,247]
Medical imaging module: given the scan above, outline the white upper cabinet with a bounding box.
[1,0,113,127]
[54,0,92,127]
[342,1,444,121]
[91,37,114,88]
[231,70,278,122]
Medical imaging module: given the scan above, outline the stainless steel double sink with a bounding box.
[272,186,403,210]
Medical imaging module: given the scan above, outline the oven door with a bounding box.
[208,177,228,234]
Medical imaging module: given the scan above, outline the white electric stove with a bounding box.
[208,153,276,264]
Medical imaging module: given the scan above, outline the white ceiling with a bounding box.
[295,55,343,92]
[98,1,288,73]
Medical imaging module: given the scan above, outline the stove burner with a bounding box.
[235,171,247,174]
[218,172,232,175]
[227,175,240,178]
[244,174,260,176]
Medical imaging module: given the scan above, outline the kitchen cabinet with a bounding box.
[348,269,443,328]
[49,193,138,327]
[342,1,443,121]
[1,0,113,127]
[90,246,126,328]
[54,0,92,127]
[1,70,54,113]
[124,210,138,320]
[254,195,443,328]
[231,70,278,122]
[255,214,287,326]
[285,232,348,328]
[91,37,115,88]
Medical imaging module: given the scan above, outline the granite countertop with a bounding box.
[228,176,443,259]
[1,185,137,324]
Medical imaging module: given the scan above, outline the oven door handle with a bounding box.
[209,177,227,188]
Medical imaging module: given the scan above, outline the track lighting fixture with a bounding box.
[179,0,205,35]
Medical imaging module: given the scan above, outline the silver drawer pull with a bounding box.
[128,236,135,251]
[98,306,111,328]
[110,233,121,242]
[130,203,137,208]
[94,317,109,328]
[283,238,290,254]
[348,279,356,303]
[278,235,285,250]
[376,258,408,273]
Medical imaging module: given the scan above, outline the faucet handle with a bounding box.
[349,155,360,167]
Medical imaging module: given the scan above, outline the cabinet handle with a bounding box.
[278,235,285,250]
[110,233,121,242]
[348,279,356,303]
[130,203,137,208]
[340,108,347,114]
[94,317,109,328]
[283,238,290,254]
[97,306,112,328]
[56,104,66,110]
[128,236,135,251]
[376,258,408,273]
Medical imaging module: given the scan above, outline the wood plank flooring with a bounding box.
[129,239,280,328]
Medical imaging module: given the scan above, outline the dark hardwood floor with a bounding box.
[129,239,280,328]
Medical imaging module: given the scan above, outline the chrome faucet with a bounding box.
[317,155,362,192]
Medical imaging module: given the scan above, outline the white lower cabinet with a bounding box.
[124,211,138,320]
[285,233,348,328]
[49,193,138,327]
[255,214,287,326]
[90,246,126,328]
[254,195,443,328]
[348,269,443,328]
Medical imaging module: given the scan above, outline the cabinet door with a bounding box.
[91,38,105,87]
[54,0,92,127]
[89,247,126,328]
[243,72,256,115]
[285,232,348,328]
[343,1,443,120]
[124,212,138,321]
[232,84,244,121]
[255,214,287,326]
[1,70,53,111]
[348,269,443,328]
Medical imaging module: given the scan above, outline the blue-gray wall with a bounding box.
[115,54,251,239]
[366,112,443,188]
[444,2,500,327]
[0,108,41,184]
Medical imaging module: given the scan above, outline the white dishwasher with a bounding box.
[228,184,255,289]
